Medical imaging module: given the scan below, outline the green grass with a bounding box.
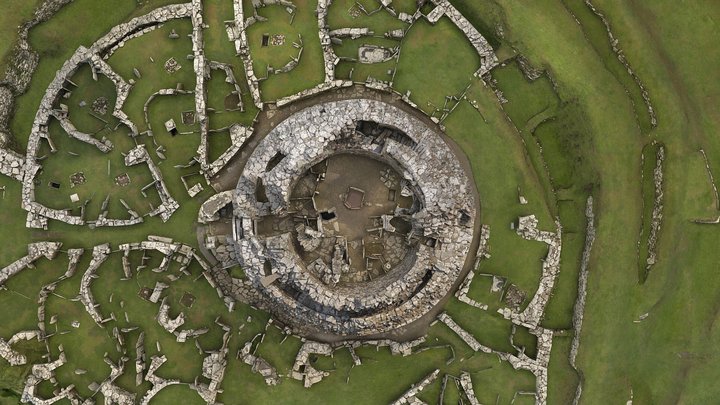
[2,0,720,403]
[559,0,654,134]
[327,0,407,33]
[394,17,480,116]
[245,0,325,101]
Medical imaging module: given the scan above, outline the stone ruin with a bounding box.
[224,98,477,338]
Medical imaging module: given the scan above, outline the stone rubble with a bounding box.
[498,215,562,329]
[569,197,595,405]
[290,340,333,388]
[426,0,498,76]
[193,331,231,403]
[228,0,264,108]
[230,98,476,337]
[390,369,440,405]
[78,244,111,326]
[0,330,40,366]
[0,242,61,286]
[124,145,179,222]
[459,371,480,405]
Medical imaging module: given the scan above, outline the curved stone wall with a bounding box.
[230,98,477,337]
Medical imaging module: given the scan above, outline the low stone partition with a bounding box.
[317,0,339,82]
[191,0,210,180]
[0,147,26,181]
[193,331,231,403]
[0,242,62,286]
[455,224,490,309]
[438,312,492,353]
[78,244,112,326]
[157,297,185,333]
[391,369,440,404]
[427,0,498,76]
[198,190,234,223]
[499,215,562,329]
[0,330,40,366]
[459,372,480,405]
[228,0,263,108]
[290,341,333,387]
[20,3,193,229]
[21,349,76,404]
[139,355,183,405]
[203,124,252,178]
[570,196,595,405]
[239,339,280,385]
[125,145,179,222]
[51,111,113,152]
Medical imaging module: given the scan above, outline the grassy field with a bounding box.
[0,0,41,74]
[0,0,719,403]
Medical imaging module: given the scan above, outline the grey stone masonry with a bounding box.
[228,0,263,108]
[0,330,40,366]
[290,341,333,388]
[275,80,353,107]
[193,331,231,403]
[157,297,185,333]
[496,327,554,405]
[427,0,498,76]
[51,109,113,152]
[203,123,253,179]
[455,224,490,309]
[21,349,75,404]
[139,355,182,405]
[391,369,440,405]
[438,312,492,353]
[239,340,280,385]
[97,356,136,405]
[0,242,62,287]
[78,244,112,327]
[498,215,562,329]
[125,145,179,222]
[231,98,476,338]
[459,372,480,405]
[569,197,595,405]
[317,0,339,83]
[198,190,234,223]
[0,147,26,181]
[22,3,193,228]
[329,27,373,39]
[439,312,554,405]
[191,0,211,179]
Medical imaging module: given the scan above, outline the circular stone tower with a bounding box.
[229,98,477,340]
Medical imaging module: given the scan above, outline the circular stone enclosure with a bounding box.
[231,98,478,339]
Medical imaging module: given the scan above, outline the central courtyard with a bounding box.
[291,152,415,283]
